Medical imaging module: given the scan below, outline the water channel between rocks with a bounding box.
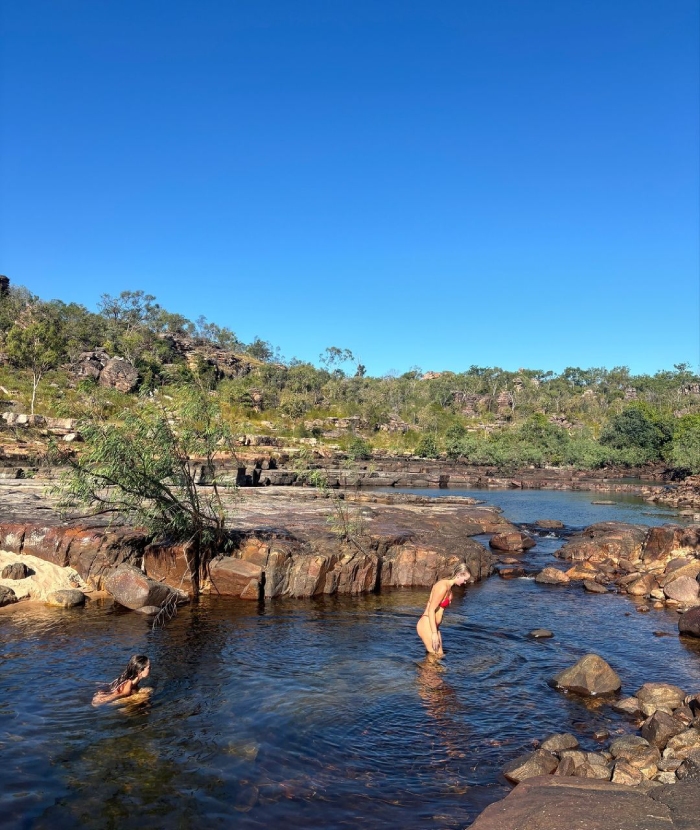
[2,488,700,829]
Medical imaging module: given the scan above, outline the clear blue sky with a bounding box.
[1,1,698,376]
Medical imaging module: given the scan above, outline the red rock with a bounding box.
[0,523,26,553]
[22,526,70,567]
[104,563,174,610]
[208,558,263,597]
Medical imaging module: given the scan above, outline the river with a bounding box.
[1,489,699,829]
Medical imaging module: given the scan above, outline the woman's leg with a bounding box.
[417,617,438,654]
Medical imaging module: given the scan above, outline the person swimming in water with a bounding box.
[92,655,151,706]
[416,563,471,658]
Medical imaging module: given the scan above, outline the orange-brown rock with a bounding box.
[489,531,536,552]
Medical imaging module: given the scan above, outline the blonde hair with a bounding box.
[450,562,472,579]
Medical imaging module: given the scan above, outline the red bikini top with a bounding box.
[439,592,452,609]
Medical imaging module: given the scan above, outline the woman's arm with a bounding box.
[92,679,134,706]
[425,580,448,651]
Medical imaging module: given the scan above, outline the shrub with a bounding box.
[415,434,440,458]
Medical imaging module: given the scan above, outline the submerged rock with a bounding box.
[46,589,85,608]
[535,567,570,585]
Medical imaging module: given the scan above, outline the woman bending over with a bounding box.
[416,564,471,658]
[92,655,150,706]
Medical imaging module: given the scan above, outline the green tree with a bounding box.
[600,403,672,461]
[668,414,700,474]
[54,389,235,595]
[5,309,66,414]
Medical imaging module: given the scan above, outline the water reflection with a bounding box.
[2,489,700,829]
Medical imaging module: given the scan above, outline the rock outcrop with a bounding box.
[553,522,700,612]
[0,489,507,602]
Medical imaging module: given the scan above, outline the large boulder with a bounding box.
[99,357,139,392]
[552,654,621,696]
[663,576,700,604]
[678,606,700,637]
[642,524,700,566]
[104,564,175,610]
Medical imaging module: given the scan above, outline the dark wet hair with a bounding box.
[108,654,150,692]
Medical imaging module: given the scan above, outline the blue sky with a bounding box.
[1,0,698,376]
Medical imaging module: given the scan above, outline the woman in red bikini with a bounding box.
[416,563,471,657]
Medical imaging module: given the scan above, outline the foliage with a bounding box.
[346,436,372,460]
[668,414,700,474]
[600,403,673,461]
[5,306,66,414]
[53,389,235,595]
[415,434,440,458]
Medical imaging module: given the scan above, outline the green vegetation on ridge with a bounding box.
[2,282,700,473]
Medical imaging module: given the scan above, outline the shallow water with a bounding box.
[2,490,700,830]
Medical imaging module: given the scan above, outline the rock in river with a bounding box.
[46,589,85,608]
[678,606,700,637]
[552,654,621,696]
[104,564,178,611]
[502,749,559,783]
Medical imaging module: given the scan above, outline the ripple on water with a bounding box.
[2,492,700,829]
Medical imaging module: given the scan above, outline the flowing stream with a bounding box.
[2,489,700,829]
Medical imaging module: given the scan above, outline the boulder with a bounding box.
[503,749,559,784]
[552,654,621,696]
[665,729,700,759]
[612,760,644,785]
[0,585,17,607]
[636,683,686,717]
[676,749,700,781]
[489,531,535,552]
[46,589,85,608]
[529,629,553,638]
[642,712,686,749]
[535,519,564,529]
[678,606,700,637]
[99,357,139,392]
[1,562,30,579]
[104,564,175,610]
[535,567,570,585]
[609,735,650,759]
[663,576,700,604]
[626,574,657,597]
